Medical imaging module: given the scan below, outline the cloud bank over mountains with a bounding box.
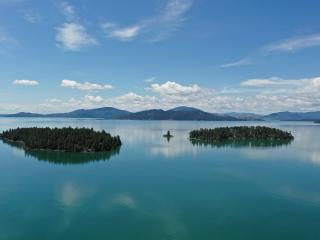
[5,76,320,114]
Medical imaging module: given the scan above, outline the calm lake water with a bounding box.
[1,118,320,240]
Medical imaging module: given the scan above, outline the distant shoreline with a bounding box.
[1,106,320,121]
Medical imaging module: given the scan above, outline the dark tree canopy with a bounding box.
[0,127,121,152]
[189,126,294,142]
[2,139,120,165]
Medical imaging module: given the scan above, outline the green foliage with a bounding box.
[189,126,294,142]
[0,127,121,152]
[2,139,120,164]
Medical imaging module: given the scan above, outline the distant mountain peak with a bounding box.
[4,107,320,121]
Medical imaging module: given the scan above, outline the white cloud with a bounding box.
[22,9,41,23]
[85,95,104,103]
[163,0,193,20]
[265,33,320,52]
[138,81,218,112]
[60,1,76,21]
[56,23,97,50]
[61,79,113,91]
[241,77,305,87]
[151,81,201,96]
[144,77,156,83]
[0,34,15,45]
[105,92,158,111]
[112,26,141,40]
[219,57,252,68]
[0,103,24,113]
[48,98,61,103]
[38,97,93,113]
[101,0,193,42]
[6,76,320,115]
[111,81,214,111]
[102,24,141,41]
[0,31,18,55]
[142,0,193,42]
[305,77,320,91]
[1,96,100,114]
[222,33,320,68]
[13,79,39,86]
[141,78,320,113]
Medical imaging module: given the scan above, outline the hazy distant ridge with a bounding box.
[1,106,320,121]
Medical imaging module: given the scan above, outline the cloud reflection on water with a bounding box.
[112,193,136,209]
[60,182,83,208]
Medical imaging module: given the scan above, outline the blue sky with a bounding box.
[1,0,320,114]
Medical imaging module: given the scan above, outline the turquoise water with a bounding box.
[0,118,320,240]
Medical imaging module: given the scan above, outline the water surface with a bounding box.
[0,118,320,240]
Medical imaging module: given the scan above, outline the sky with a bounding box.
[1,0,320,114]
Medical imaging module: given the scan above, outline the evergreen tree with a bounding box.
[0,127,121,152]
[189,126,294,142]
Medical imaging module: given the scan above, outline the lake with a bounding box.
[0,118,320,240]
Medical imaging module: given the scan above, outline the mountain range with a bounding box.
[1,107,320,121]
[263,111,320,121]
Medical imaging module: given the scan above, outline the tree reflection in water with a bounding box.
[190,139,293,148]
[2,139,120,165]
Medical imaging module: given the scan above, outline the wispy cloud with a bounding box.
[219,57,253,68]
[60,1,77,21]
[0,30,18,55]
[56,23,97,50]
[219,57,254,68]
[13,79,39,86]
[61,79,113,91]
[144,77,156,83]
[241,77,305,87]
[0,34,17,47]
[101,0,193,42]
[265,33,320,52]
[102,24,141,41]
[220,33,320,68]
[56,2,97,51]
[22,9,42,24]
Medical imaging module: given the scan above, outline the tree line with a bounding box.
[0,127,121,152]
[189,126,294,142]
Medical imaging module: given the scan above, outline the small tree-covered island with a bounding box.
[189,126,294,143]
[0,127,121,152]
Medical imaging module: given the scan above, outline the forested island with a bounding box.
[3,139,120,164]
[0,127,121,152]
[189,126,294,142]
